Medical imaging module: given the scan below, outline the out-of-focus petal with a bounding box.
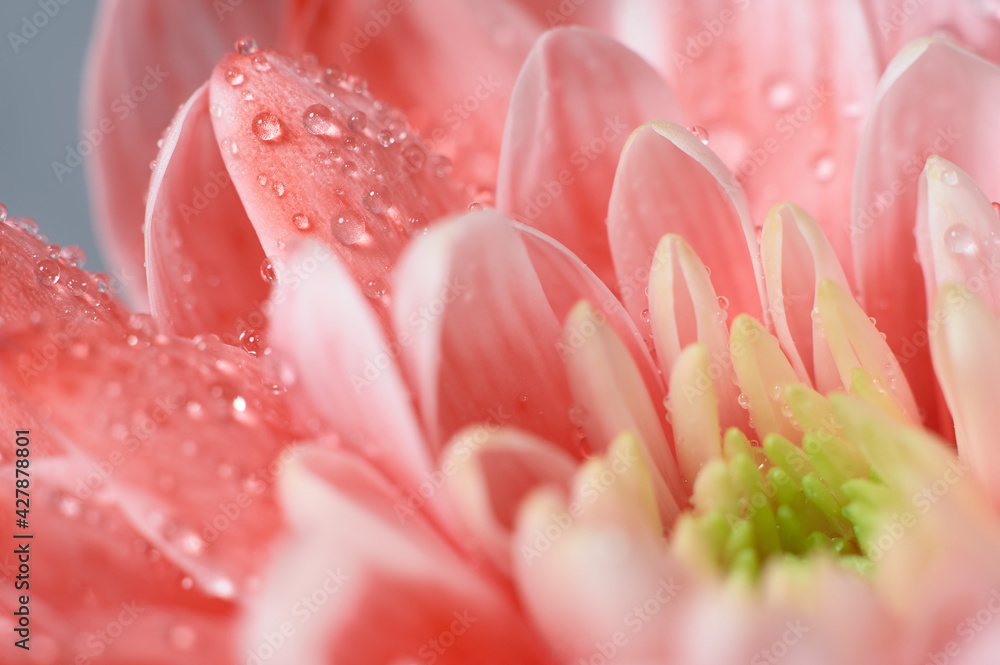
[667,344,722,486]
[282,0,540,190]
[145,83,268,341]
[496,27,682,289]
[610,121,765,332]
[83,0,284,305]
[863,0,1000,66]
[852,38,1000,432]
[728,314,800,441]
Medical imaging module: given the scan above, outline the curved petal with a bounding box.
[852,38,1000,432]
[667,344,723,486]
[729,314,801,441]
[761,202,850,390]
[269,241,435,501]
[863,0,1000,66]
[610,121,765,331]
[442,427,577,575]
[208,47,470,324]
[496,27,682,289]
[282,0,541,190]
[83,0,284,305]
[242,447,554,665]
[930,285,1000,505]
[916,156,1000,317]
[145,83,269,341]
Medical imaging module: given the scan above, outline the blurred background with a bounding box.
[0,0,104,271]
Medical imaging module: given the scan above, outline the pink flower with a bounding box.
[5,1,1000,663]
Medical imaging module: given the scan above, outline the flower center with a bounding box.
[672,381,893,581]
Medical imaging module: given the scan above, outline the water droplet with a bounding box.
[240,328,265,356]
[0,203,7,223]
[687,125,710,145]
[812,154,836,182]
[363,186,389,213]
[717,295,729,310]
[568,405,588,427]
[292,213,311,231]
[210,104,223,118]
[331,214,365,245]
[234,36,258,54]
[251,54,271,72]
[257,173,267,186]
[34,259,60,285]
[347,111,367,131]
[764,78,796,110]
[232,396,247,412]
[272,181,286,197]
[343,161,359,177]
[17,217,39,234]
[59,245,86,267]
[468,201,484,212]
[944,224,978,256]
[221,138,239,155]
[992,202,1000,217]
[169,624,197,651]
[252,112,282,142]
[260,257,276,283]
[65,275,88,296]
[224,67,245,86]
[431,154,452,178]
[737,393,750,409]
[363,280,386,299]
[377,130,394,147]
[302,104,334,135]
[942,169,959,186]
[180,576,194,590]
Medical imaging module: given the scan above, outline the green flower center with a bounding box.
[672,380,895,582]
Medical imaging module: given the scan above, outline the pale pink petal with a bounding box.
[145,83,269,341]
[728,314,800,441]
[652,1,878,279]
[863,0,1000,66]
[83,0,284,305]
[760,202,850,391]
[667,344,722,486]
[647,234,746,432]
[852,38,1000,432]
[282,0,541,190]
[496,27,682,289]
[442,427,577,574]
[242,447,554,665]
[609,121,765,330]
[269,241,435,499]
[562,302,685,520]
[916,156,1000,316]
[208,47,469,324]
[930,285,1000,504]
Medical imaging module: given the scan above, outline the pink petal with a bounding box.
[496,27,682,289]
[647,233,746,431]
[269,241,436,501]
[610,121,765,332]
[442,427,577,574]
[562,302,685,520]
[864,0,1000,66]
[282,0,540,191]
[930,286,1000,504]
[83,0,284,305]
[852,38,1000,432]
[760,202,850,391]
[916,156,1000,315]
[208,47,469,324]
[145,83,269,341]
[242,447,554,665]
[654,1,878,279]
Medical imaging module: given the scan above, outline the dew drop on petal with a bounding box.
[34,259,60,285]
[235,36,258,54]
[260,257,276,283]
[331,215,366,245]
[292,213,311,231]
[717,295,729,310]
[224,68,245,86]
[812,154,837,182]
[257,173,267,186]
[764,77,796,111]
[240,328,265,356]
[65,275,88,296]
[640,308,650,322]
[363,186,389,213]
[251,54,271,72]
[221,138,239,155]
[737,393,750,409]
[377,130,394,147]
[0,203,7,223]
[941,169,959,186]
[468,201,484,212]
[252,112,282,142]
[233,396,247,412]
[59,245,86,267]
[302,104,334,135]
[686,125,710,145]
[272,181,286,197]
[992,201,1000,218]
[363,280,386,299]
[347,111,367,131]
[944,224,978,256]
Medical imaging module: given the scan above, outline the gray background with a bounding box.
[0,0,104,271]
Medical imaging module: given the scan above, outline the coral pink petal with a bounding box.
[442,427,577,574]
[0,458,236,663]
[208,47,469,325]
[145,83,269,341]
[242,447,554,665]
[269,241,435,498]
[931,286,1000,504]
[562,302,685,520]
[648,234,746,431]
[654,1,878,278]
[852,38,1000,432]
[496,27,682,290]
[83,0,284,305]
[761,202,850,391]
[282,0,540,190]
[611,121,765,332]
[916,156,1000,315]
[0,316,305,599]
[864,0,1000,66]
